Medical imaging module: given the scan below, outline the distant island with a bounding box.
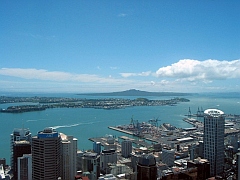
[78,89,194,96]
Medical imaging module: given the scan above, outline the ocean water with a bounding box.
[0,92,240,164]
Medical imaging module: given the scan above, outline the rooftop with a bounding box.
[204,109,224,116]
[138,154,156,166]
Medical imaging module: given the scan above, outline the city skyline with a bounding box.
[0,1,239,93]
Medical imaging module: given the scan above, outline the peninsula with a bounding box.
[0,96,190,113]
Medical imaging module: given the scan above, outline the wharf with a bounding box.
[183,118,203,128]
[144,136,159,143]
[89,135,152,149]
[88,137,106,146]
[119,136,134,141]
[89,137,119,147]
[108,126,133,135]
[118,136,152,148]
[109,126,160,144]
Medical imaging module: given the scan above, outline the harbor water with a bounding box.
[0,92,240,164]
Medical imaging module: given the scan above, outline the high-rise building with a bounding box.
[203,109,225,176]
[121,140,132,158]
[104,135,117,150]
[187,158,210,180]
[229,134,238,153]
[93,142,101,155]
[100,149,117,173]
[32,128,61,180]
[198,141,204,158]
[60,133,78,180]
[130,152,142,172]
[10,128,31,169]
[13,141,31,180]
[162,148,175,167]
[189,144,196,161]
[236,152,240,180]
[137,154,157,180]
[17,154,32,180]
[80,152,100,180]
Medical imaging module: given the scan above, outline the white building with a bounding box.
[60,133,77,180]
[121,140,132,158]
[104,135,117,151]
[18,154,32,180]
[109,164,127,176]
[162,148,175,167]
[203,109,225,176]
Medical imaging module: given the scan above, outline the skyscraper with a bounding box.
[32,128,61,180]
[80,152,100,180]
[203,109,225,176]
[137,154,157,180]
[162,148,175,167]
[18,154,32,180]
[121,140,132,158]
[10,128,31,169]
[13,141,31,180]
[93,142,101,155]
[60,133,77,180]
[100,149,117,173]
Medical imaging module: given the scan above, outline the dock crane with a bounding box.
[129,116,143,137]
[197,107,204,117]
[148,117,161,136]
[148,117,161,127]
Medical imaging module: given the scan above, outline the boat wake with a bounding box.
[51,121,101,129]
[26,119,48,122]
[51,123,80,129]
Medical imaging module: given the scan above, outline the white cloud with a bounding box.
[159,80,169,85]
[110,67,118,70]
[0,68,131,84]
[150,81,155,86]
[118,13,127,17]
[120,71,152,78]
[156,59,240,82]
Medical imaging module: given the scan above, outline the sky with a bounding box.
[0,1,240,93]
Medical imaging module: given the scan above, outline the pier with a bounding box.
[183,117,204,128]
[118,136,152,148]
[109,126,159,144]
[108,126,133,135]
[89,135,153,150]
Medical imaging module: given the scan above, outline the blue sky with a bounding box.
[0,1,239,93]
